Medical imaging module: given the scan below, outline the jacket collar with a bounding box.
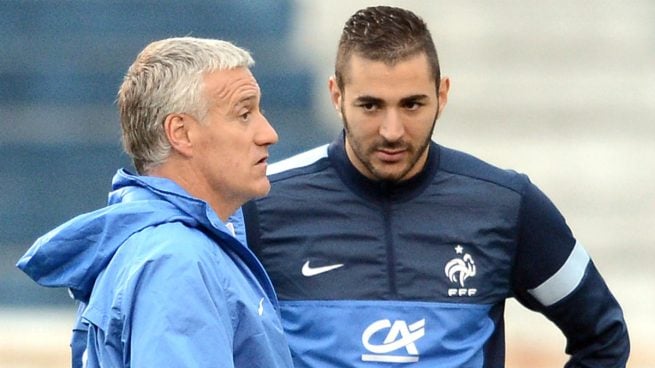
[328,130,440,203]
[109,169,227,233]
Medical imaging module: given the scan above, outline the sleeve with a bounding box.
[126,240,236,367]
[511,180,630,367]
[70,302,89,368]
[80,227,237,368]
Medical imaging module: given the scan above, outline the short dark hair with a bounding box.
[335,6,440,91]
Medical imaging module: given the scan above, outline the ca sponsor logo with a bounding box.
[445,245,478,297]
[361,319,425,363]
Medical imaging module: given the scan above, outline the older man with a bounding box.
[18,37,292,368]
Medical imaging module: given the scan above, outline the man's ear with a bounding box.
[437,77,451,117]
[328,76,343,115]
[163,113,193,157]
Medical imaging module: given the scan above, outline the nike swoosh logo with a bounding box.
[301,260,344,277]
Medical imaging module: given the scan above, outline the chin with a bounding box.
[371,167,409,182]
[252,182,272,198]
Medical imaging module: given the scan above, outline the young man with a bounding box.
[18,37,293,368]
[244,6,629,367]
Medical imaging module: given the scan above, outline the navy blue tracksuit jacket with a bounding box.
[244,132,629,367]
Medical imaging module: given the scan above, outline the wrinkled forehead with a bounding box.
[203,67,260,104]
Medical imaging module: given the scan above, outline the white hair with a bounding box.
[117,37,254,173]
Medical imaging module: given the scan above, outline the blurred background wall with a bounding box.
[1,1,653,367]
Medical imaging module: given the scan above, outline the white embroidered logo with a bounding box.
[258,298,264,316]
[301,260,344,277]
[361,319,425,363]
[445,245,478,297]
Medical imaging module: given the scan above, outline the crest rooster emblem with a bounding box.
[444,245,476,287]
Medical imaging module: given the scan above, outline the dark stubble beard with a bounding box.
[341,104,439,183]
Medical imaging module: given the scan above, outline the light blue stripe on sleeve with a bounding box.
[528,242,590,307]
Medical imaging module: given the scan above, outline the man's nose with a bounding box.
[256,114,278,146]
[379,109,404,142]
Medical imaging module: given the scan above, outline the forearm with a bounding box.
[547,263,629,367]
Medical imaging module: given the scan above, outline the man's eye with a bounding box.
[359,103,377,111]
[404,101,423,110]
[239,111,251,121]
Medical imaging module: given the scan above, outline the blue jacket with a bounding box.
[244,132,630,367]
[17,169,293,368]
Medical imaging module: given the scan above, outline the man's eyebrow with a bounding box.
[354,95,384,104]
[231,95,257,109]
[400,94,430,103]
[238,95,257,104]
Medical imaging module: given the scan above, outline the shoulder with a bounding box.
[267,144,331,181]
[437,145,531,195]
[117,222,224,268]
[94,222,232,304]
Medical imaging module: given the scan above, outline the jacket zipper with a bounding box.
[383,199,397,297]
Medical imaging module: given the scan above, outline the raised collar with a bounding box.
[328,131,440,203]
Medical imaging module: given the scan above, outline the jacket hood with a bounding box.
[16,169,238,303]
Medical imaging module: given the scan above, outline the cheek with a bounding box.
[344,112,376,136]
[201,142,240,177]
[406,113,436,134]
[224,154,245,171]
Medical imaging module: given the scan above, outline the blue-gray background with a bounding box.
[1,0,335,306]
[1,1,653,366]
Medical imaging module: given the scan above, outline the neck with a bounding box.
[148,160,236,223]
